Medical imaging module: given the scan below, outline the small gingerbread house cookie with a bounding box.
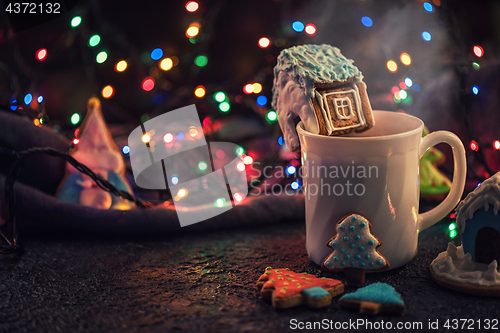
[272,44,374,152]
[455,171,500,264]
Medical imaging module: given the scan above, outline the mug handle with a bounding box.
[418,131,467,232]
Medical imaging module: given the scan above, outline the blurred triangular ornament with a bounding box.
[56,97,135,210]
[420,126,452,200]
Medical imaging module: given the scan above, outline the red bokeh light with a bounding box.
[305,24,316,35]
[185,1,199,12]
[36,48,47,61]
[142,78,155,91]
[470,140,478,151]
[258,37,271,48]
[243,84,254,94]
[473,45,484,57]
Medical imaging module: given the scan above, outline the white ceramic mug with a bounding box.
[297,111,467,269]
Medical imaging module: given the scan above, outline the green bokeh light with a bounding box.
[198,161,208,171]
[235,147,244,156]
[215,198,226,207]
[71,16,81,27]
[219,102,230,112]
[71,113,80,125]
[89,35,101,47]
[266,110,277,122]
[194,55,208,67]
[214,92,226,102]
[96,51,107,63]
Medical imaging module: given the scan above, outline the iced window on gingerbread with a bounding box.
[334,97,354,119]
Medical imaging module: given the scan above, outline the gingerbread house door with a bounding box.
[474,226,500,264]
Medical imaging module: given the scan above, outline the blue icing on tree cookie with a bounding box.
[301,286,330,298]
[322,213,390,285]
[340,283,404,306]
[339,283,405,315]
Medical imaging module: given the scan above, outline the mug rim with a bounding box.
[297,110,424,141]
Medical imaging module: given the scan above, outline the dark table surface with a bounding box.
[0,217,499,333]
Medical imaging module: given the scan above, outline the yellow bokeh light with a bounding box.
[177,188,188,198]
[102,85,114,98]
[160,58,173,71]
[243,155,253,165]
[387,60,398,72]
[34,118,40,126]
[142,133,151,143]
[115,60,127,72]
[194,86,206,98]
[400,53,411,65]
[186,25,199,38]
[252,83,262,94]
[189,126,198,137]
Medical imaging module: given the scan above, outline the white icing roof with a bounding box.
[456,171,500,231]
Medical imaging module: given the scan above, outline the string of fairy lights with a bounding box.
[4,0,498,202]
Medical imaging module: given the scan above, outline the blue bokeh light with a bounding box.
[122,145,130,154]
[256,95,267,106]
[472,86,479,95]
[286,165,296,175]
[151,48,163,60]
[361,16,373,27]
[422,31,432,41]
[413,84,420,92]
[152,94,164,104]
[404,78,413,87]
[423,2,434,12]
[292,21,304,32]
[24,93,33,105]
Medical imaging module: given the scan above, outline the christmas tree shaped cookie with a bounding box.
[321,214,389,285]
[256,267,344,308]
[420,126,452,200]
[56,97,135,210]
[339,283,405,315]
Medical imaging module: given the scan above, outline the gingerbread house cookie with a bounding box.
[456,171,500,264]
[429,172,500,296]
[430,243,500,296]
[272,44,374,152]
